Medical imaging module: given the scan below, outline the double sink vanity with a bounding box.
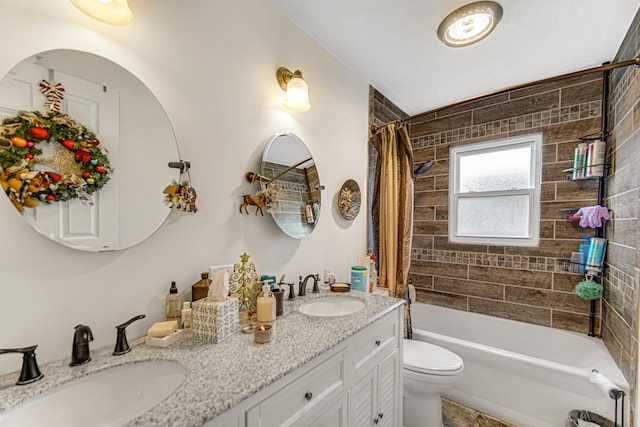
[0,291,404,427]
[0,48,389,427]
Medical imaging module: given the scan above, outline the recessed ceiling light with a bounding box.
[437,1,503,47]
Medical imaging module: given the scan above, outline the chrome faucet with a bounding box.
[113,314,146,355]
[0,345,43,385]
[70,324,94,366]
[298,274,320,297]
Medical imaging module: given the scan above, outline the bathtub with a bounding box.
[410,303,629,427]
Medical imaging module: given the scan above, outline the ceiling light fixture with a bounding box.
[437,1,502,47]
[70,0,134,26]
[276,67,311,112]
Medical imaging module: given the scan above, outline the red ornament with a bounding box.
[75,149,91,163]
[29,127,49,140]
[82,172,91,179]
[45,172,62,183]
[94,165,106,173]
[46,194,55,201]
[62,139,75,150]
[25,153,34,159]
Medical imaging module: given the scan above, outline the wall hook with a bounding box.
[168,161,191,172]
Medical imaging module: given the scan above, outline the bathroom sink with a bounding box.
[0,360,186,427]
[299,295,365,317]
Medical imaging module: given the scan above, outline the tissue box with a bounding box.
[192,297,239,343]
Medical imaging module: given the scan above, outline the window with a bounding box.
[449,133,542,247]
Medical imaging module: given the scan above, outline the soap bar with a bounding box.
[147,320,178,338]
[145,329,183,348]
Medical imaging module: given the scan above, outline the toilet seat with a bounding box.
[403,339,463,376]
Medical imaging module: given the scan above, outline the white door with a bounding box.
[0,60,119,251]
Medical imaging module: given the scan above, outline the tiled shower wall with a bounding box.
[604,9,640,392]
[406,73,603,335]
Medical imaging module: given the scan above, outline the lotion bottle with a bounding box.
[181,301,192,336]
[256,283,276,323]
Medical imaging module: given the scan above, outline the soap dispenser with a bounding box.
[256,282,276,323]
[192,272,211,302]
[165,282,182,324]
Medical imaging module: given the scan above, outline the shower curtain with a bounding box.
[370,122,414,337]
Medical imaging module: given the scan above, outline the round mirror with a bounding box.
[261,131,320,239]
[0,49,178,251]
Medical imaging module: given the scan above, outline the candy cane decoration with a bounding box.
[39,80,66,111]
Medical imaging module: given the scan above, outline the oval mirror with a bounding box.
[261,131,320,239]
[0,49,178,251]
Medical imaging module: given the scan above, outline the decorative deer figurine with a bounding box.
[240,186,277,216]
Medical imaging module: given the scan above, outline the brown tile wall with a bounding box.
[604,8,640,411]
[407,72,604,336]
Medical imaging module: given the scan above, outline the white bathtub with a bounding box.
[410,303,629,427]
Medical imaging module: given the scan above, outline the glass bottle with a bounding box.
[165,281,182,324]
[192,272,211,302]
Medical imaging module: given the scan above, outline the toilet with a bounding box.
[403,339,464,427]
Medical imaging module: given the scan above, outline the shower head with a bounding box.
[0,137,10,149]
[414,160,433,177]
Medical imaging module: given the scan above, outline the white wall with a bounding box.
[0,0,369,375]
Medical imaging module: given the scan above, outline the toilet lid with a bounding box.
[403,339,463,375]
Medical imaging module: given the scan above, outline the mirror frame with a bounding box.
[261,131,320,239]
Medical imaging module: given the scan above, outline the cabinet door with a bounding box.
[376,349,399,427]
[349,368,377,427]
[303,394,347,427]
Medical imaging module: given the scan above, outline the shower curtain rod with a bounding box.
[371,56,640,133]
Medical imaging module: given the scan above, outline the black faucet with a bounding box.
[70,324,94,366]
[0,345,43,385]
[298,274,320,297]
[113,314,146,356]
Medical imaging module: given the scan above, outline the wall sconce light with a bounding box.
[437,1,502,47]
[276,67,311,112]
[70,0,134,26]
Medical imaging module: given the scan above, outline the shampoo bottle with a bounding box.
[578,236,591,273]
[256,283,276,323]
[165,281,182,324]
[181,301,192,336]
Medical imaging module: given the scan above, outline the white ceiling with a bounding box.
[267,0,640,116]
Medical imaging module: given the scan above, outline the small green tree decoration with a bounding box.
[229,252,261,320]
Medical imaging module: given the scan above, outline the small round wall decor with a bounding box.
[338,179,361,221]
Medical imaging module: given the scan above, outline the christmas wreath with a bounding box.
[0,110,112,212]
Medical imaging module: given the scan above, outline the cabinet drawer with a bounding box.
[353,312,398,378]
[249,351,345,427]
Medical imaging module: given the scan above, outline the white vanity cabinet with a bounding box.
[205,306,402,427]
[246,350,347,427]
[349,310,401,427]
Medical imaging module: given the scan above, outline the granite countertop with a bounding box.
[0,289,404,427]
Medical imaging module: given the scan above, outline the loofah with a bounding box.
[574,279,603,300]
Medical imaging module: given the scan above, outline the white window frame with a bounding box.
[449,133,542,247]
